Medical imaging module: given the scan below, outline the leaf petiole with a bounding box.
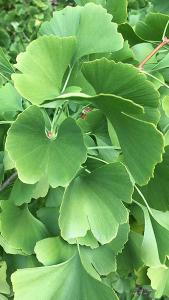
[88,146,121,150]
[0,120,14,124]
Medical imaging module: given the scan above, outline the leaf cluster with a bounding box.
[1,1,169,300]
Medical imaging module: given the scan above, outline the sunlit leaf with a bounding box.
[39,3,123,59]
[0,83,22,113]
[12,253,118,300]
[148,265,169,298]
[12,36,76,104]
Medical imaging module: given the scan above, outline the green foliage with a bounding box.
[0,0,53,61]
[1,1,169,299]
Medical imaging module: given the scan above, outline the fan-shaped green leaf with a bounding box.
[39,4,123,59]
[5,106,87,187]
[0,201,48,255]
[12,36,76,105]
[12,254,118,300]
[66,58,163,185]
[0,83,22,113]
[35,237,75,266]
[135,13,169,41]
[138,204,169,266]
[140,146,169,210]
[59,163,133,244]
[61,94,163,185]
[68,230,99,249]
[9,178,35,206]
[148,266,169,298]
[79,223,130,277]
[82,58,160,123]
[107,0,128,24]
[117,231,144,276]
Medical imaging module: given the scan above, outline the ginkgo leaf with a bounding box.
[137,203,169,266]
[39,3,123,59]
[0,200,48,255]
[152,52,169,72]
[107,0,128,24]
[68,230,99,249]
[37,207,60,236]
[117,231,144,276]
[118,23,143,47]
[109,223,130,254]
[79,223,130,277]
[152,0,169,13]
[12,36,76,105]
[5,106,87,187]
[148,265,169,298]
[9,178,35,206]
[4,253,41,275]
[59,163,133,244]
[35,237,75,266]
[62,58,164,185]
[110,41,134,63]
[140,146,169,210]
[12,253,118,300]
[82,58,160,124]
[0,47,14,80]
[0,83,22,113]
[45,187,64,208]
[35,232,128,281]
[80,245,116,280]
[132,43,157,67]
[0,261,10,295]
[62,92,163,185]
[9,177,49,206]
[135,13,169,41]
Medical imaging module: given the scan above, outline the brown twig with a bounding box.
[0,172,17,192]
[138,36,169,70]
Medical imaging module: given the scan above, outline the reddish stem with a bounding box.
[138,36,169,70]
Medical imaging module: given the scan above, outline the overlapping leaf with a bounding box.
[5,106,87,187]
[0,261,10,295]
[117,231,144,276]
[62,58,163,185]
[148,265,169,298]
[107,0,128,24]
[12,36,76,105]
[39,3,123,59]
[12,240,118,300]
[0,48,14,80]
[136,203,169,266]
[135,13,169,41]
[141,146,169,210]
[0,83,22,113]
[59,163,132,244]
[9,178,35,206]
[0,200,48,255]
[79,223,130,278]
